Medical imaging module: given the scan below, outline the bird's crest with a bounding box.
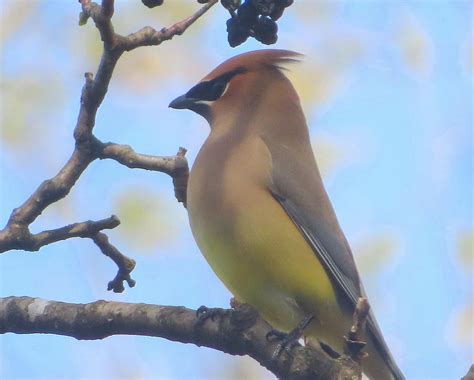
[202,49,302,82]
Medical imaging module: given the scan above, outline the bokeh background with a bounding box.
[1,1,472,379]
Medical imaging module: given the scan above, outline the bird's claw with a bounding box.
[196,305,223,323]
[266,327,303,360]
[266,329,290,342]
[266,314,315,361]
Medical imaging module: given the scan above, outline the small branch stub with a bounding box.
[344,297,370,363]
[172,147,189,207]
[92,233,136,293]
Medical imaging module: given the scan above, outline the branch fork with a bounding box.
[0,0,218,291]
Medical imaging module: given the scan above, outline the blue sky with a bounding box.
[1,1,472,379]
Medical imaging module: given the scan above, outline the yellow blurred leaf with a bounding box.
[287,36,364,108]
[116,47,206,93]
[354,234,399,275]
[1,76,64,147]
[457,231,474,275]
[287,60,337,107]
[114,188,178,253]
[69,25,102,66]
[156,1,197,22]
[326,35,365,70]
[0,1,37,46]
[450,301,474,348]
[114,1,207,35]
[395,11,433,76]
[312,138,345,177]
[293,1,336,25]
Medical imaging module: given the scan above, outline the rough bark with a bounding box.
[0,296,361,380]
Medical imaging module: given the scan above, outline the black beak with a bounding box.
[168,95,196,110]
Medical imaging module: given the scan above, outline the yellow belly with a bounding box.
[188,184,350,345]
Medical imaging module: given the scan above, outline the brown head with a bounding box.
[169,50,303,127]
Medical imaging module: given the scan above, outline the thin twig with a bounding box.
[92,233,136,293]
[122,0,218,51]
[344,297,370,363]
[0,216,119,253]
[95,141,189,205]
[80,0,116,47]
[95,141,188,176]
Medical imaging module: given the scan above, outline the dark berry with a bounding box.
[254,16,278,45]
[226,17,250,47]
[251,0,275,16]
[255,32,277,45]
[276,0,293,7]
[237,1,259,29]
[270,5,284,20]
[255,16,278,35]
[142,0,164,8]
[221,0,241,12]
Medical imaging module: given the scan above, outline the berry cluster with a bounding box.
[141,0,163,8]
[223,0,293,47]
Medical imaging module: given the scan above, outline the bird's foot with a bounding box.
[195,305,225,323]
[266,314,315,360]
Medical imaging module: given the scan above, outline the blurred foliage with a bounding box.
[0,1,37,45]
[354,234,399,276]
[114,46,207,93]
[293,0,335,25]
[114,1,201,34]
[311,138,345,177]
[395,10,433,77]
[71,21,103,68]
[457,230,473,275]
[113,187,178,254]
[286,34,365,108]
[1,76,64,148]
[447,301,474,349]
[107,2,211,92]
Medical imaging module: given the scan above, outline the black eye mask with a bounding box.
[185,68,245,102]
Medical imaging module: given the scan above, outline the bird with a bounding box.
[169,49,404,380]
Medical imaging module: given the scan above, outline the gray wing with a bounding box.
[273,193,404,380]
[264,136,404,380]
[271,192,362,305]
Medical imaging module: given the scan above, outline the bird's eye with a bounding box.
[210,81,228,100]
[185,69,244,103]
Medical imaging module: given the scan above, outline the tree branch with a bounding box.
[80,0,116,48]
[0,0,219,287]
[0,297,360,380]
[92,233,136,293]
[94,141,189,205]
[122,0,218,51]
[96,142,188,175]
[462,365,474,380]
[0,215,119,252]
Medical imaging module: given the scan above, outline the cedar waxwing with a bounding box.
[169,50,404,380]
